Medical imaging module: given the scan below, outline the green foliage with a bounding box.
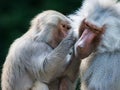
[76,78,81,90]
[0,0,82,90]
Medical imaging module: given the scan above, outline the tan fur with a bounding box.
[1,10,77,90]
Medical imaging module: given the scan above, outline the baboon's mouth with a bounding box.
[78,28,96,48]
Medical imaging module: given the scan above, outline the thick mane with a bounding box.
[69,0,120,53]
[82,51,120,90]
[69,0,117,26]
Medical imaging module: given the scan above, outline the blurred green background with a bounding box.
[0,0,82,89]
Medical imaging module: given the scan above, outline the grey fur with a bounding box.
[1,10,79,90]
[69,0,120,90]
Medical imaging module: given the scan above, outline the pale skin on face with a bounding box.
[59,19,105,90]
